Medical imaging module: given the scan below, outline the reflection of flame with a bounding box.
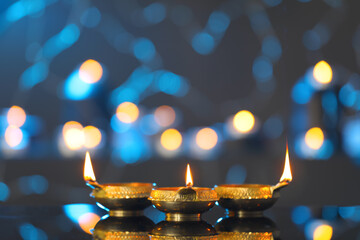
[186,164,193,187]
[84,152,96,182]
[280,144,292,183]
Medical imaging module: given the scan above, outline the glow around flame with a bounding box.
[84,151,96,182]
[280,144,292,183]
[186,164,193,187]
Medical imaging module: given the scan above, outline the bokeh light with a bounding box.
[64,128,84,150]
[0,182,10,201]
[233,110,255,133]
[195,128,218,150]
[116,102,139,123]
[5,125,23,148]
[305,127,324,150]
[79,59,103,84]
[78,212,101,234]
[292,206,311,225]
[7,106,26,127]
[313,224,333,240]
[154,105,176,127]
[313,61,332,84]
[160,128,182,151]
[192,32,215,55]
[83,126,102,149]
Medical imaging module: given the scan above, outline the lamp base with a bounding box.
[165,213,201,221]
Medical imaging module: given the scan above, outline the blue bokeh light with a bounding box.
[226,165,247,184]
[0,182,10,201]
[339,206,356,219]
[249,12,271,35]
[292,206,311,225]
[322,91,337,114]
[292,81,314,104]
[140,114,160,135]
[20,61,49,90]
[207,11,230,34]
[192,32,215,55]
[343,119,360,159]
[262,36,282,61]
[133,38,156,62]
[63,71,94,100]
[81,7,101,28]
[252,56,273,82]
[322,206,338,221]
[339,83,356,107]
[63,204,94,223]
[18,175,48,195]
[156,71,189,96]
[19,223,48,240]
[110,115,131,133]
[143,3,166,24]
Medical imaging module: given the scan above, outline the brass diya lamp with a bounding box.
[84,152,153,217]
[93,214,155,240]
[215,145,293,217]
[150,220,217,240]
[149,164,219,221]
[215,216,279,240]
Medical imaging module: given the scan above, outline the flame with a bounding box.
[84,151,96,182]
[279,144,292,183]
[186,164,193,187]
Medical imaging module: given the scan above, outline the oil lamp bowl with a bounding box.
[150,220,217,240]
[215,183,288,217]
[89,182,153,217]
[149,187,219,221]
[92,214,155,240]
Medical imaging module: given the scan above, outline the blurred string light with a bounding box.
[79,59,103,84]
[195,127,218,150]
[305,220,332,240]
[160,128,182,151]
[116,102,139,123]
[292,206,312,225]
[5,125,23,148]
[80,7,101,28]
[143,3,166,24]
[305,127,324,150]
[233,110,255,133]
[5,0,56,23]
[7,106,26,127]
[226,164,247,184]
[62,121,102,150]
[343,119,360,160]
[140,114,161,136]
[132,38,156,62]
[78,212,101,234]
[313,61,333,85]
[192,32,215,55]
[18,175,48,195]
[21,24,80,90]
[19,223,47,240]
[0,182,10,201]
[154,105,176,127]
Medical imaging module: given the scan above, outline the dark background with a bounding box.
[0,0,359,207]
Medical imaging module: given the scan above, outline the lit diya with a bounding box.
[215,144,292,217]
[149,164,219,221]
[84,152,153,217]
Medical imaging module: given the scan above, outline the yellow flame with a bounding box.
[186,164,193,187]
[280,144,292,183]
[84,151,96,182]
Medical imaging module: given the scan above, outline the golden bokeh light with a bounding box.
[186,164,193,187]
[5,125,23,148]
[233,110,255,133]
[79,59,103,84]
[64,128,84,150]
[280,144,292,183]
[78,213,101,234]
[160,128,182,151]
[313,224,333,240]
[305,127,324,150]
[116,102,139,123]
[7,106,26,127]
[195,128,218,150]
[313,61,332,84]
[62,121,83,136]
[154,105,176,127]
[83,126,102,149]
[84,151,96,182]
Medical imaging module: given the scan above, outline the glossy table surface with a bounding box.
[1,204,359,239]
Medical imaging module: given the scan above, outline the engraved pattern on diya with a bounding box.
[84,152,153,216]
[215,146,292,217]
